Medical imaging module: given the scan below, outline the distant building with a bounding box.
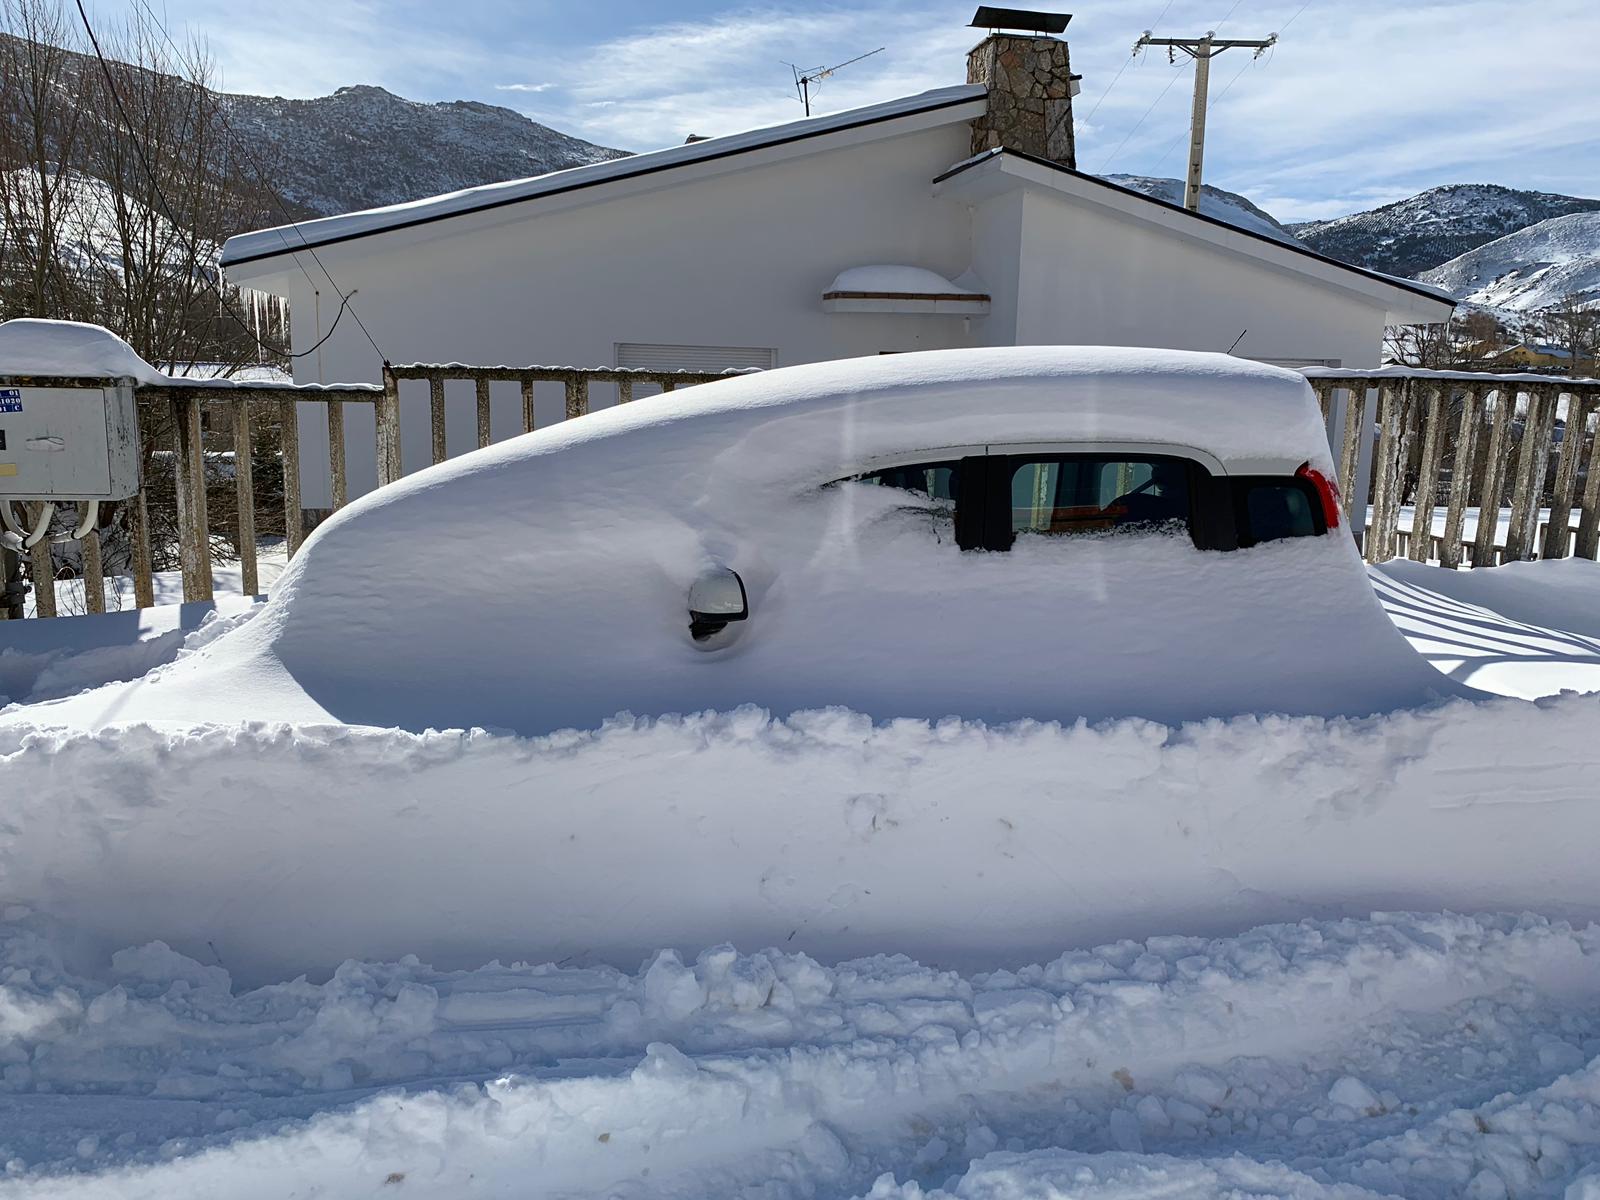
[221,22,1453,506]
[1491,343,1576,370]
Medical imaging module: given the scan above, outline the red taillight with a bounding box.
[1296,462,1342,530]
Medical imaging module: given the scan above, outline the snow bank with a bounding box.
[3,911,1600,1198]
[4,690,1600,983]
[825,265,976,294]
[0,320,167,386]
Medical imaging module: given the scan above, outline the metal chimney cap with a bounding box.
[970,7,1071,34]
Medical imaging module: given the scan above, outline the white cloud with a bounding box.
[496,83,557,94]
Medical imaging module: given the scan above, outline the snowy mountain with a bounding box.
[223,85,627,219]
[1103,174,1300,244]
[1290,184,1600,278]
[1419,211,1600,313]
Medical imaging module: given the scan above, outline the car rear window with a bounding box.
[1009,456,1190,538]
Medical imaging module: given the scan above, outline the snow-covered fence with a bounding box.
[3,363,744,620]
[1305,368,1600,568]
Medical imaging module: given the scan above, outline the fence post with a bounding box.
[1366,384,1403,564]
[430,375,447,465]
[617,378,634,405]
[233,398,259,597]
[1408,384,1446,562]
[1576,401,1600,561]
[27,504,55,617]
[169,393,214,603]
[1541,391,1587,561]
[476,377,492,448]
[132,489,155,607]
[280,395,304,556]
[377,364,403,486]
[565,374,589,419]
[327,398,348,510]
[1438,389,1481,570]
[520,377,536,433]
[1472,388,1515,567]
[81,527,104,614]
[1337,384,1367,532]
[1505,386,1555,562]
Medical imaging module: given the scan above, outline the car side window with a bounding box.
[1233,479,1323,546]
[1008,456,1190,539]
[858,461,961,504]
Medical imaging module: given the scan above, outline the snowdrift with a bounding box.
[4,911,1600,1198]
[4,690,1600,983]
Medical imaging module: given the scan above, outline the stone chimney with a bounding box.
[966,33,1078,169]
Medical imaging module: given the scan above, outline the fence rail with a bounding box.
[5,362,1598,621]
[1304,369,1600,568]
[3,363,745,620]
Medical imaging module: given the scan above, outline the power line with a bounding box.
[1097,68,1184,174]
[73,0,385,364]
[1081,0,1175,127]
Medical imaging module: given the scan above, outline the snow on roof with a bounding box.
[220,85,987,270]
[0,319,168,385]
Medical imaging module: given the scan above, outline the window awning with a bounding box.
[821,265,991,315]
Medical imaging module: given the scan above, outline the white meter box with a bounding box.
[0,383,141,501]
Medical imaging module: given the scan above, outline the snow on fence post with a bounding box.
[327,398,348,510]
[279,396,304,556]
[233,398,259,598]
[27,506,55,617]
[1365,384,1404,564]
[1337,385,1366,533]
[1408,384,1447,563]
[1505,386,1556,562]
[1438,389,1481,570]
[377,366,404,487]
[429,376,447,464]
[519,377,536,433]
[1541,390,1588,561]
[564,374,589,420]
[475,378,492,449]
[1472,388,1516,568]
[169,392,214,604]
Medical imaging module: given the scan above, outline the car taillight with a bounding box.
[1296,462,1342,530]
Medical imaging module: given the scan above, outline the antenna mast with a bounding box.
[789,46,885,116]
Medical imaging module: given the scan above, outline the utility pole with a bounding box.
[1133,29,1277,212]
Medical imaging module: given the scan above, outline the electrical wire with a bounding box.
[1081,0,1175,130]
[1097,68,1183,174]
[73,0,385,364]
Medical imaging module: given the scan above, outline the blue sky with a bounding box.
[138,0,1598,223]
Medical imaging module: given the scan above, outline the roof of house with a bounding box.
[934,148,1455,315]
[219,85,989,270]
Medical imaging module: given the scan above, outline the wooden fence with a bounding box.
[1304,368,1600,568]
[6,362,1598,620]
[3,363,739,619]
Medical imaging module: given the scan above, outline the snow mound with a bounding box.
[4,690,1600,982]
[7,347,1468,736]
[0,319,168,385]
[4,911,1600,1198]
[825,265,976,294]
[1421,211,1600,311]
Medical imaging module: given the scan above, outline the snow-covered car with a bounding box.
[20,346,1467,735]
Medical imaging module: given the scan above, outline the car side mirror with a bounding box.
[688,568,748,642]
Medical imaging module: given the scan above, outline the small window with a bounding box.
[858,461,961,503]
[1234,480,1322,545]
[1009,456,1190,539]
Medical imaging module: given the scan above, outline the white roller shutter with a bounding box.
[616,343,777,372]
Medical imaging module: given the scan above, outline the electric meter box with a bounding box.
[0,381,141,502]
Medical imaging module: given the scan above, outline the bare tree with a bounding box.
[1537,293,1600,377]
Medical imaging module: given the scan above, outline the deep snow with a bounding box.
[5,913,1600,1198]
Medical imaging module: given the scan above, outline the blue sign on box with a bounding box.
[0,388,21,413]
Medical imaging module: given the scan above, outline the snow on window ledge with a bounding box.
[821,265,991,316]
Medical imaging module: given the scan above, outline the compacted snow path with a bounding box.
[3,913,1600,1198]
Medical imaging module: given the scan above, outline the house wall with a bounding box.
[1006,186,1387,367]
[267,123,983,505]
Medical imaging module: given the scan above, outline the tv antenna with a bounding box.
[787,46,885,116]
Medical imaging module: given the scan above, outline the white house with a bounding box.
[220,22,1452,508]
